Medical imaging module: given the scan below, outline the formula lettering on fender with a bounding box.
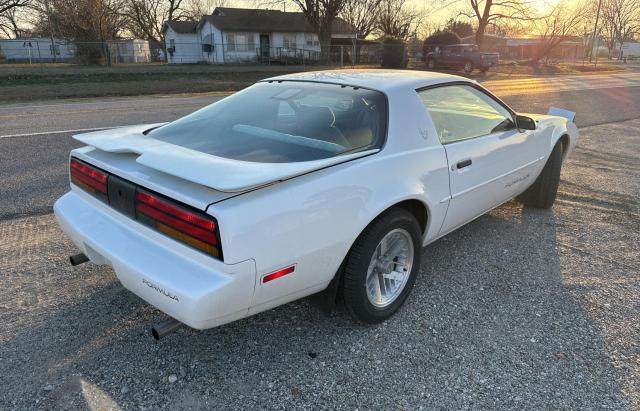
[505,173,530,189]
[142,278,179,302]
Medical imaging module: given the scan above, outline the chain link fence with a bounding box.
[164,42,389,66]
[0,39,164,65]
[0,39,420,69]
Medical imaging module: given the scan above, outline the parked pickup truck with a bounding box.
[425,44,499,74]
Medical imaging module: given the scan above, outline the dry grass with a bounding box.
[0,60,630,104]
[0,64,322,103]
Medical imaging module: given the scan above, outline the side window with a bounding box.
[418,85,515,144]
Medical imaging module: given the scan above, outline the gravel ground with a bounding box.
[1,119,639,410]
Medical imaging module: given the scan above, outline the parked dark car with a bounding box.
[425,44,499,74]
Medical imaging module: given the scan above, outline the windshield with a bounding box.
[149,81,387,163]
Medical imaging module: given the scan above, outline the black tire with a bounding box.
[342,208,422,324]
[517,141,563,209]
[426,58,436,69]
[463,61,474,73]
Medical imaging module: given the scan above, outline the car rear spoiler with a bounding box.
[73,124,379,193]
[548,107,576,122]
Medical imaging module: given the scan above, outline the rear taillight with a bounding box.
[136,189,222,259]
[69,157,223,260]
[70,158,108,201]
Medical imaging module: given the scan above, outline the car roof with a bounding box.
[263,69,474,94]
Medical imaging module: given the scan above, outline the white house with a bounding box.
[162,20,201,63]
[0,37,75,63]
[163,7,355,64]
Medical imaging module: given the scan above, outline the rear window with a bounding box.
[149,81,387,163]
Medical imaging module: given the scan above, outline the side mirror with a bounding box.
[515,114,536,130]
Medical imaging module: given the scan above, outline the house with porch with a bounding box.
[162,7,355,64]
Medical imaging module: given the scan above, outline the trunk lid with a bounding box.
[72,124,378,209]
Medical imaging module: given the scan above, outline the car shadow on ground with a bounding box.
[0,199,627,409]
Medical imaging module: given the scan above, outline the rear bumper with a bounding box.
[54,190,256,330]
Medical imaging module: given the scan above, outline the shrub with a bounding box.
[381,37,407,68]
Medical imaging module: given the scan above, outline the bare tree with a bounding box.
[290,0,346,59]
[184,0,231,18]
[375,0,422,40]
[46,0,126,63]
[0,0,28,14]
[125,0,189,45]
[0,0,30,38]
[601,0,640,58]
[529,1,588,64]
[459,0,534,47]
[340,0,381,39]
[339,0,381,63]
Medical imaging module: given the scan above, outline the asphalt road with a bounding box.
[1,71,639,409]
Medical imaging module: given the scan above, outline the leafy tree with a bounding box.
[443,18,473,38]
[423,29,460,46]
[381,35,406,67]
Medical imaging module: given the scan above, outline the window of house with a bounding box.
[226,32,255,52]
[418,85,515,144]
[169,39,175,49]
[305,33,319,47]
[283,33,297,49]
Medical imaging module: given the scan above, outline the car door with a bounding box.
[440,47,454,65]
[448,46,464,66]
[417,84,547,235]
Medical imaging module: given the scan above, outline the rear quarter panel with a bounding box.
[211,149,449,312]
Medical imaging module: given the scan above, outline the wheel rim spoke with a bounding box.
[365,228,415,308]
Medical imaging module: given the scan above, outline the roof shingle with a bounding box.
[200,7,353,34]
[163,20,198,34]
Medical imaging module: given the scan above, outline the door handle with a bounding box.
[456,159,472,169]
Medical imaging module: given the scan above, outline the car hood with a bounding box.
[73,124,378,193]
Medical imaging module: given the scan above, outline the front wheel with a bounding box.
[426,58,436,69]
[517,141,563,208]
[463,61,474,73]
[342,208,422,323]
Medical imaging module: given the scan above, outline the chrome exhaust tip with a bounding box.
[151,318,183,340]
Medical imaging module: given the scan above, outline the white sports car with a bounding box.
[54,70,578,338]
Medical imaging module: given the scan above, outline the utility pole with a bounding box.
[589,0,602,63]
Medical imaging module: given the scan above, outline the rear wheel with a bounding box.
[427,58,436,69]
[342,208,422,323]
[518,141,563,209]
[463,61,474,73]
